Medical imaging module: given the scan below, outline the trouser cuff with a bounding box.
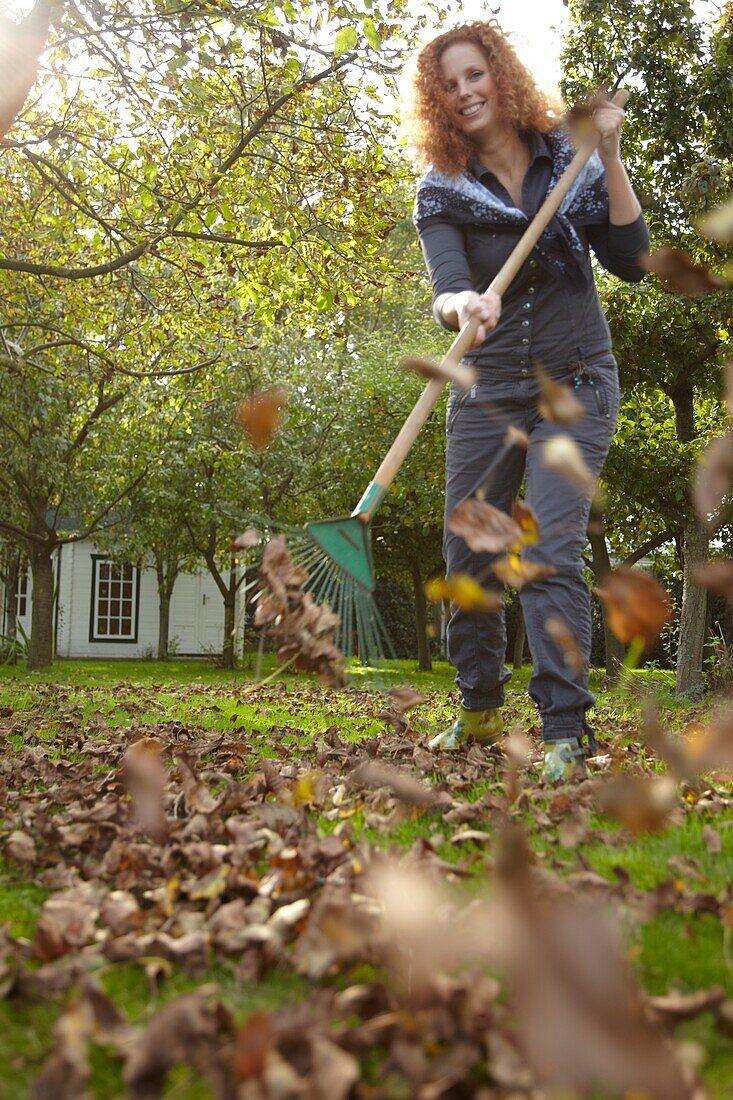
[542,713,586,743]
[460,690,505,712]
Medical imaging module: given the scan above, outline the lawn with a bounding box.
[0,657,731,1098]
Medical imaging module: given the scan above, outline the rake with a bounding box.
[280,96,628,679]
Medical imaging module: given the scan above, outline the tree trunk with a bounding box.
[676,522,708,699]
[155,561,177,661]
[2,549,21,661]
[587,528,625,683]
[410,559,432,672]
[221,563,237,670]
[513,605,526,669]
[27,542,54,669]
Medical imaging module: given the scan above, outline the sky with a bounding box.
[458,0,570,92]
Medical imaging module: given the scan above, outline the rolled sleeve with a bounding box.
[587,212,651,282]
[418,221,473,329]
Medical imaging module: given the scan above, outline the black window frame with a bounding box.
[88,555,140,644]
[15,571,28,618]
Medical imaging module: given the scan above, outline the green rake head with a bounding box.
[305,516,375,592]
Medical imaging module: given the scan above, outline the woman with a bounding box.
[405,21,649,779]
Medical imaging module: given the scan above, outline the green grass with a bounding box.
[0,657,731,1096]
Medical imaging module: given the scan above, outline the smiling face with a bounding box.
[439,40,500,144]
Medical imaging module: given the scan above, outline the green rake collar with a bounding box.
[305,516,375,592]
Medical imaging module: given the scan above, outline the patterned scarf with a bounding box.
[413,128,608,287]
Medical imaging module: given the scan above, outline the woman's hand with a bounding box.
[441,289,502,347]
[593,97,624,164]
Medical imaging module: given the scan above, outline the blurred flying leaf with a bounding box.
[545,616,585,671]
[492,554,556,588]
[512,500,540,546]
[448,498,523,554]
[692,433,733,529]
[400,355,476,391]
[233,387,288,451]
[535,363,585,424]
[596,774,678,835]
[542,435,596,492]
[424,573,503,612]
[640,247,728,296]
[698,196,733,244]
[693,559,733,600]
[229,528,260,552]
[595,566,671,648]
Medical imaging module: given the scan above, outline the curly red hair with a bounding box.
[403,21,559,174]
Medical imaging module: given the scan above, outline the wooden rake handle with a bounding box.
[352,90,629,524]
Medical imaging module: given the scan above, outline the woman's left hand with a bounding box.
[593,98,624,164]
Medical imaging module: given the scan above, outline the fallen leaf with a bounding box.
[233,1011,275,1080]
[640,247,728,296]
[595,566,671,648]
[233,386,288,450]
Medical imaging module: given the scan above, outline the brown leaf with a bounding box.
[542,435,596,492]
[34,896,99,962]
[448,498,523,554]
[123,987,231,1097]
[596,774,678,835]
[544,616,585,672]
[351,760,436,807]
[310,1035,360,1100]
[424,573,502,612]
[257,536,346,688]
[229,528,261,552]
[32,997,94,1099]
[692,433,733,528]
[233,1011,275,1080]
[176,751,220,815]
[595,566,671,648]
[122,738,169,842]
[233,386,288,450]
[535,362,585,424]
[5,828,36,865]
[400,354,477,392]
[693,559,733,599]
[640,247,728,296]
[100,891,145,936]
[388,685,426,715]
[492,554,557,588]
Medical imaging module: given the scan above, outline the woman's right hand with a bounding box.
[441,289,502,347]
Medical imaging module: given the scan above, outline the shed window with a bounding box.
[91,559,138,641]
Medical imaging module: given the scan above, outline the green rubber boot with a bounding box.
[542,737,586,781]
[428,706,504,751]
